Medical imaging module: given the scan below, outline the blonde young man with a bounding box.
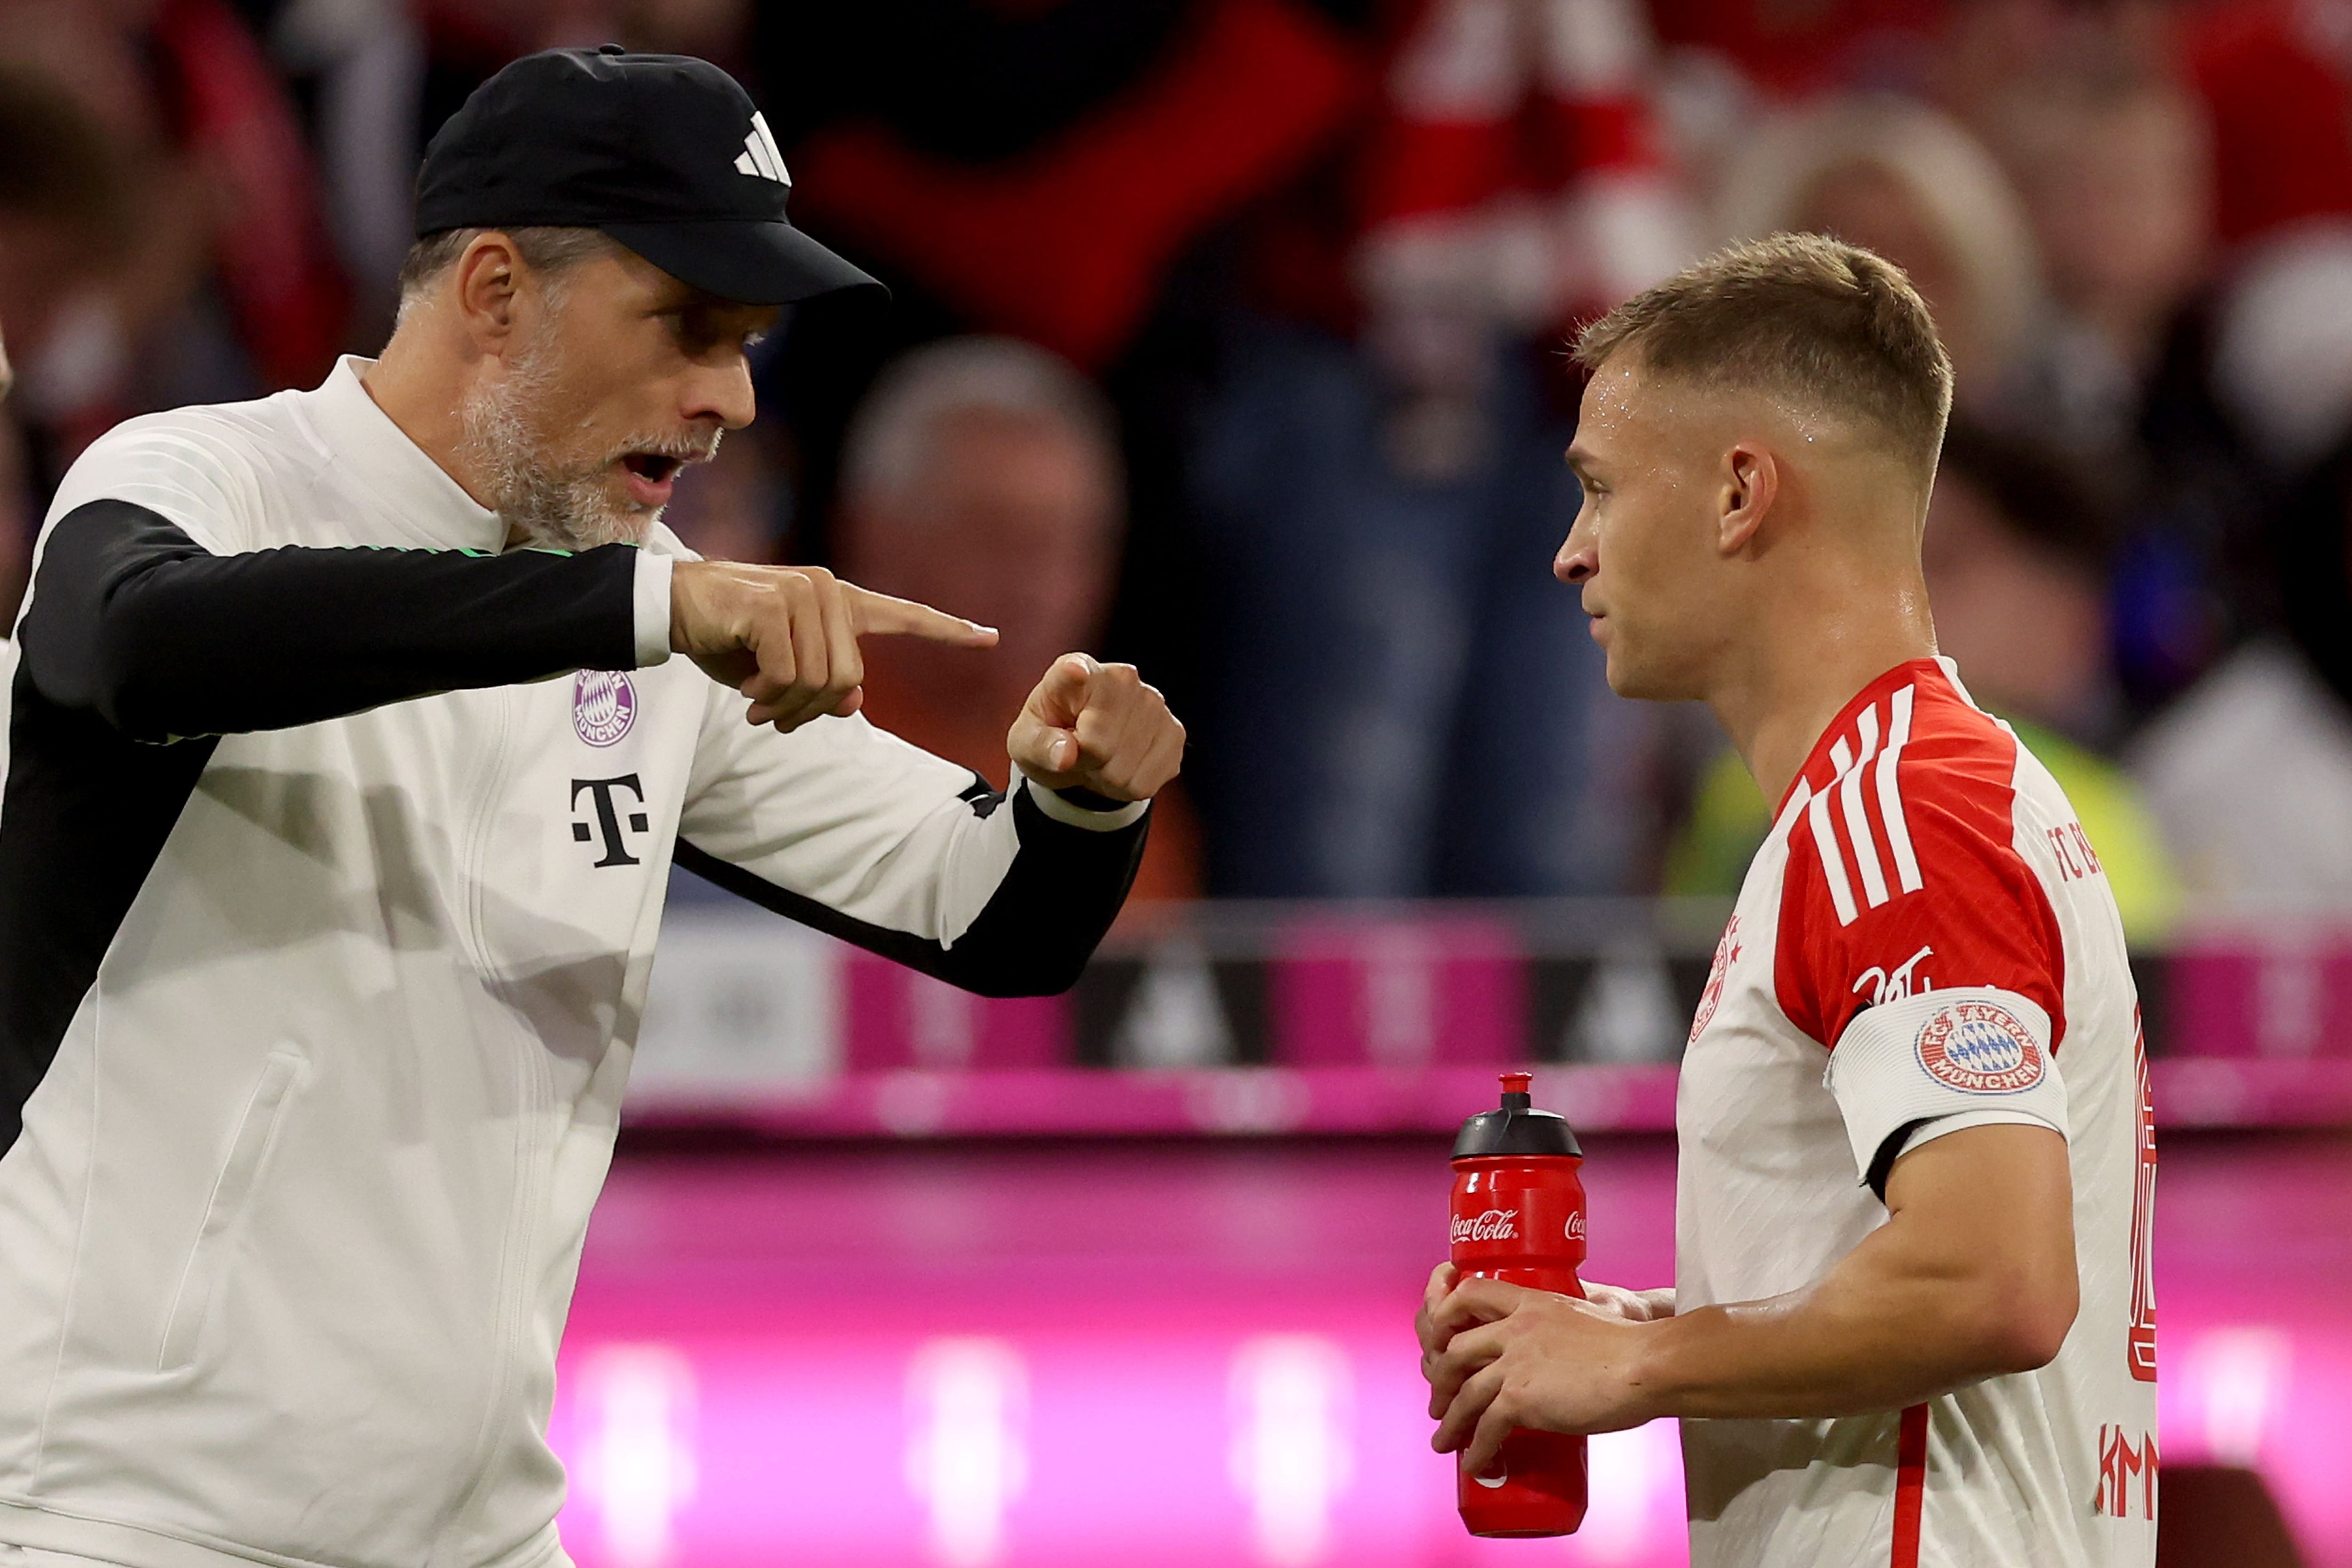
[1418,235,2156,1567]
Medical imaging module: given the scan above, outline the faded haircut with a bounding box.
[394,226,625,324]
[1573,233,1955,483]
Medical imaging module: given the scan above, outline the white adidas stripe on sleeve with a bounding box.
[1877,684,1923,893]
[1803,777,1860,926]
[1838,709,1892,909]
[1802,685,1927,927]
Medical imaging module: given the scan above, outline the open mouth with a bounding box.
[617,450,691,511]
[621,453,683,484]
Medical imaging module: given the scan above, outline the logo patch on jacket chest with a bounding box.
[573,670,637,747]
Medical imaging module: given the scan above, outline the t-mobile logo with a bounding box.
[572,775,651,868]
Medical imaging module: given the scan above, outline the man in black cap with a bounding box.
[0,48,1180,1568]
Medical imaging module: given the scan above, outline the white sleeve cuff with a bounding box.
[1022,775,1148,831]
[631,551,673,668]
[1894,1109,2062,1164]
[1821,986,2069,1189]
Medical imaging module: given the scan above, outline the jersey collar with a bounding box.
[302,356,506,553]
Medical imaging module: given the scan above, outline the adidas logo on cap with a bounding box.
[734,111,789,185]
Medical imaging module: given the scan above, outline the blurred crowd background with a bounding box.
[4,0,2351,920]
[8,12,2351,1564]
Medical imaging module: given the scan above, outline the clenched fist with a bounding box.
[670,560,995,732]
[1008,654,1184,804]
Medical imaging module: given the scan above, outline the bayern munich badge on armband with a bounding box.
[1914,1000,2045,1094]
[573,670,637,747]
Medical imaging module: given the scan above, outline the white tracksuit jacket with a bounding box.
[0,358,1148,1568]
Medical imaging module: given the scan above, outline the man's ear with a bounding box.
[452,233,526,354]
[1719,442,1780,556]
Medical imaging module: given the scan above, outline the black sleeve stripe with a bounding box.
[674,785,1148,999]
[21,500,641,742]
[0,660,220,1156]
[956,772,1001,816]
[1866,1117,1934,1200]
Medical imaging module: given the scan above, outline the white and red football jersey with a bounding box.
[1677,657,2157,1568]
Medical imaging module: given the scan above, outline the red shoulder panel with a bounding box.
[1772,662,2067,1053]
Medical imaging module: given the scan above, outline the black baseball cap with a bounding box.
[414,46,882,308]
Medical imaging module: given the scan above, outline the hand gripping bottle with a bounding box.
[1449,1071,1589,1536]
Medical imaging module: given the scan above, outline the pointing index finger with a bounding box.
[842,582,998,646]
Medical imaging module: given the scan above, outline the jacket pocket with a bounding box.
[157,1048,304,1372]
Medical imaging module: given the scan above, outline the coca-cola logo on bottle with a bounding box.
[1450,1209,1519,1244]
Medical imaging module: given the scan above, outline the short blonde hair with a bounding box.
[1715,95,2043,372]
[1573,232,1955,478]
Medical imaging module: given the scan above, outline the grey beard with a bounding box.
[457,328,713,552]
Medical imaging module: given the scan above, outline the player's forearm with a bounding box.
[1629,1217,2071,1420]
[23,501,644,740]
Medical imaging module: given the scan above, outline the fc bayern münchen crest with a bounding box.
[572,670,636,747]
[1914,999,2044,1094]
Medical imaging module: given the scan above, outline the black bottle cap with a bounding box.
[1453,1072,1582,1159]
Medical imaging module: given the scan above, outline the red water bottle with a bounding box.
[1449,1071,1589,1536]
